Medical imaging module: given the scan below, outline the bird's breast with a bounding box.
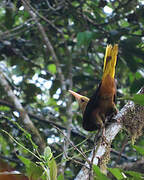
[98,75,116,114]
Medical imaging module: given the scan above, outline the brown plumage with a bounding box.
[69,44,118,131]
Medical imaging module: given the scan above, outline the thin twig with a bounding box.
[116,137,129,164]
[22,0,66,91]
[2,130,42,162]
[66,155,89,169]
[0,68,45,152]
[0,98,137,162]
[0,18,35,39]
[53,125,91,165]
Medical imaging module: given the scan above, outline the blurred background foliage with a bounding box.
[0,0,144,179]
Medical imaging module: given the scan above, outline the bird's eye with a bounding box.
[81,99,85,102]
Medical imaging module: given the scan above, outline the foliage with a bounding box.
[93,165,110,180]
[2,124,57,180]
[132,94,144,106]
[0,0,144,179]
[93,165,144,180]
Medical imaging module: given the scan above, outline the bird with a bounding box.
[69,44,118,132]
[68,90,89,114]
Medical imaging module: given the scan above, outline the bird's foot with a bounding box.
[101,128,109,145]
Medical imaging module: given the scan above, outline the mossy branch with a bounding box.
[75,87,144,180]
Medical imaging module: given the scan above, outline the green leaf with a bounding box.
[133,145,144,156]
[65,170,74,178]
[44,146,53,162]
[48,64,57,74]
[93,165,110,180]
[108,168,124,180]
[77,31,93,46]
[18,155,43,179]
[0,135,10,155]
[124,170,143,179]
[133,94,144,106]
[57,174,64,180]
[0,106,10,111]
[18,155,31,166]
[71,1,80,7]
[49,158,57,180]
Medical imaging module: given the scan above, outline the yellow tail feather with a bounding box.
[102,44,118,80]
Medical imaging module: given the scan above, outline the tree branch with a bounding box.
[0,68,45,152]
[59,57,73,174]
[0,18,35,40]
[22,0,66,91]
[0,98,85,138]
[0,98,138,163]
[75,87,144,180]
[119,158,144,173]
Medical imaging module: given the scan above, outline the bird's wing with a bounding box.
[82,83,101,131]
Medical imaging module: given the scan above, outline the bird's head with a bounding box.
[69,90,89,113]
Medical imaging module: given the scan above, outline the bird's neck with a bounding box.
[100,75,116,97]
